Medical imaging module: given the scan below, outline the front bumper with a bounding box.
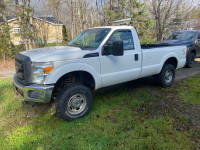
[13,74,54,103]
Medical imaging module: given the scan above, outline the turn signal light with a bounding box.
[44,67,54,73]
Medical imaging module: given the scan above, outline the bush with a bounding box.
[62,25,68,42]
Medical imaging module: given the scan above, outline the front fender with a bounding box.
[45,63,102,90]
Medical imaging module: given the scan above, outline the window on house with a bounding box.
[13,27,20,34]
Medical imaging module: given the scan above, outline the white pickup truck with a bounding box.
[14,26,187,121]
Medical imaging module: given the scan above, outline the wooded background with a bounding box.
[0,0,200,59]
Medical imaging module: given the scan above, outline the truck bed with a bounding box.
[140,45,187,78]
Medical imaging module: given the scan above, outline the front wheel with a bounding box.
[156,64,175,87]
[186,52,195,68]
[56,84,93,121]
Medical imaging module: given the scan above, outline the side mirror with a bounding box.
[112,41,124,56]
[103,40,124,56]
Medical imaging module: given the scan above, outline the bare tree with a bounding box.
[146,0,178,41]
[90,0,94,27]
[146,0,197,41]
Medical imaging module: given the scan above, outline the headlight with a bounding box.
[31,62,54,84]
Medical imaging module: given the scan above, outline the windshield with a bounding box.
[166,31,196,41]
[68,28,111,49]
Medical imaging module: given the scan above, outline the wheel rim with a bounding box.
[165,69,173,84]
[67,93,87,115]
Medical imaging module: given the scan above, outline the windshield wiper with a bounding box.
[69,43,84,49]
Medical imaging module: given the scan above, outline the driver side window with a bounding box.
[106,30,134,50]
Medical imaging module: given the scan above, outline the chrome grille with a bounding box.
[15,53,32,85]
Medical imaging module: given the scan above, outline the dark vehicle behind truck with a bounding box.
[159,30,200,68]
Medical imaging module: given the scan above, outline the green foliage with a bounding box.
[62,25,68,42]
[105,0,155,39]
[0,23,11,59]
[140,39,157,44]
[0,23,25,59]
[14,2,35,49]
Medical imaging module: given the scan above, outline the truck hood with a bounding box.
[158,40,194,45]
[20,46,84,62]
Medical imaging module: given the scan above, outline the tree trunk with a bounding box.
[71,0,74,39]
[28,0,33,49]
[84,0,87,29]
[96,0,100,26]
[90,0,94,27]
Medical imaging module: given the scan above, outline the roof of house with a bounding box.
[37,17,63,25]
[5,16,63,25]
[0,16,16,22]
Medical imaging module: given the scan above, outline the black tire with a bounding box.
[156,64,175,87]
[186,52,195,68]
[56,83,93,121]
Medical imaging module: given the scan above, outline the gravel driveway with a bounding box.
[175,58,200,81]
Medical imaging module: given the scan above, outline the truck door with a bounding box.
[100,29,142,87]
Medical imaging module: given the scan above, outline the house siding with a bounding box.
[8,18,63,45]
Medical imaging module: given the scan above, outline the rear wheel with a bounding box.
[56,84,93,121]
[156,64,175,87]
[186,52,195,68]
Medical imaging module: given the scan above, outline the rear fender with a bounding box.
[157,52,178,73]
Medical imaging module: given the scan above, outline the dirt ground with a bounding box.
[0,59,15,78]
[0,58,200,80]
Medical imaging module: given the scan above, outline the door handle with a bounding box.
[135,54,138,61]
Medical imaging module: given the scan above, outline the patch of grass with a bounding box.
[0,76,199,149]
[177,74,200,105]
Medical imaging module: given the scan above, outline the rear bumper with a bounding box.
[13,74,54,103]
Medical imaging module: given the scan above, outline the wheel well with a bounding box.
[190,50,196,57]
[164,57,178,69]
[52,71,95,97]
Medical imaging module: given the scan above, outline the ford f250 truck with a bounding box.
[14,26,187,121]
